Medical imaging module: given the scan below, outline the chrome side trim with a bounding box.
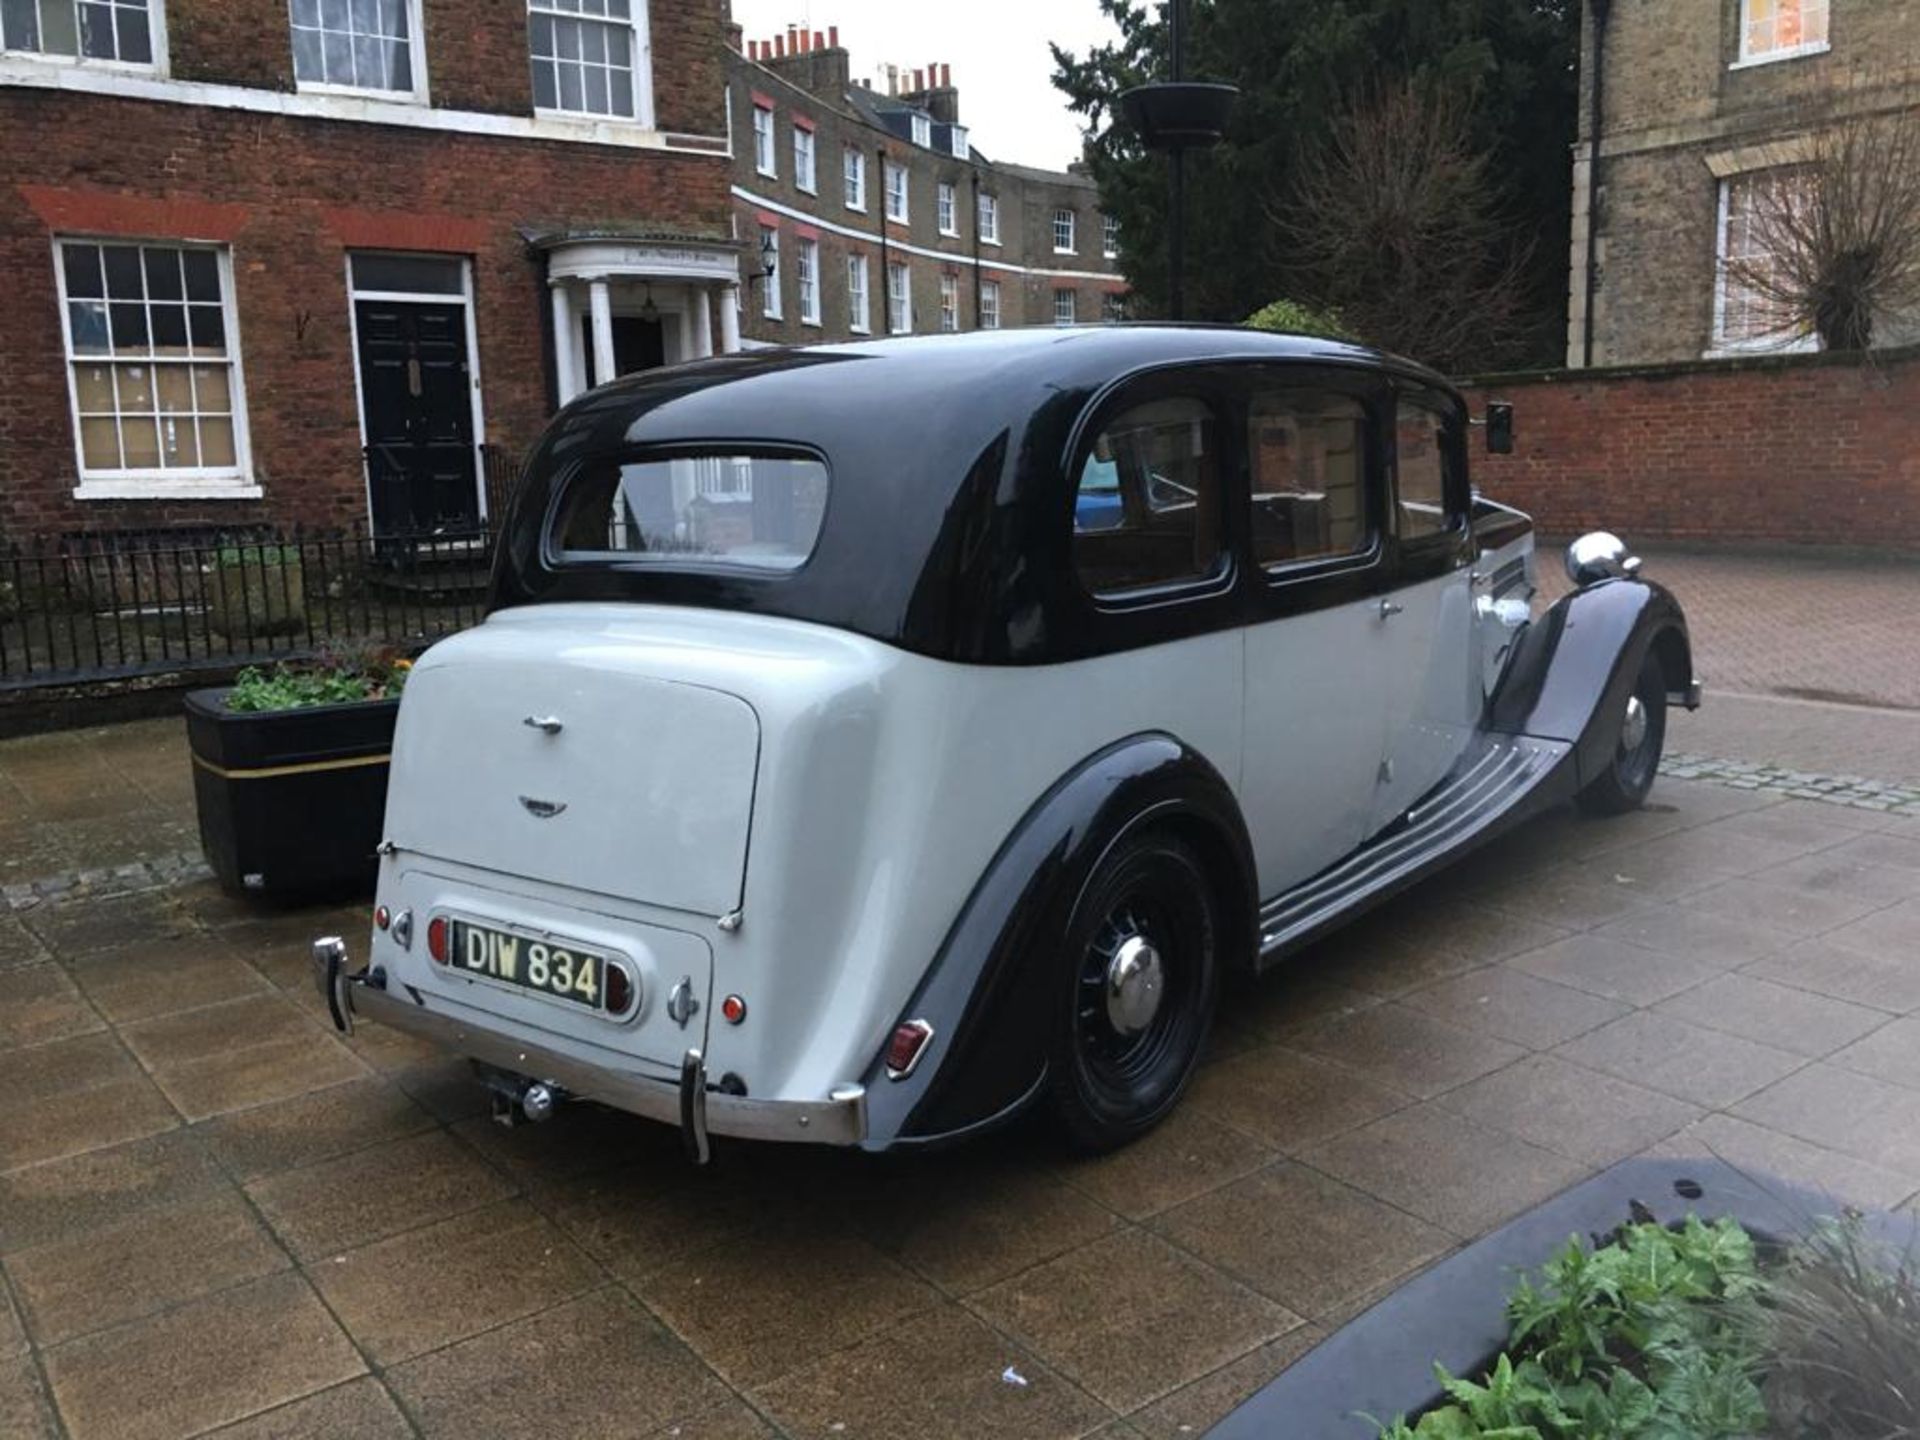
[309,940,867,1148]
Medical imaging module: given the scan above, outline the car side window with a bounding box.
[1073,396,1223,597]
[1393,402,1456,541]
[1247,389,1370,569]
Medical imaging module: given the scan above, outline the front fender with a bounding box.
[1489,577,1696,790]
[859,733,1256,1151]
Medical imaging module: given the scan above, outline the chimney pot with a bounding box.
[813,32,824,52]
[829,25,839,47]
[914,68,924,90]
[777,33,787,55]
[941,63,951,87]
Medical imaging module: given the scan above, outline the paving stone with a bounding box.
[1232,973,1381,1044]
[184,1377,414,1440]
[0,1032,180,1172]
[755,1303,1110,1440]
[1827,1015,1920,1093]
[68,935,271,1024]
[1474,866,1663,931]
[1298,1103,1588,1240]
[0,1355,58,1439]
[1589,904,1793,968]
[193,1075,436,1182]
[1653,972,1890,1058]
[449,1098,678,1181]
[1748,851,1920,905]
[1820,899,1920,958]
[1404,965,1631,1050]
[1508,934,1722,1007]
[247,1129,515,1262]
[1185,1046,1407,1154]
[1285,1003,1527,1099]
[1371,898,1571,964]
[1309,933,1488,999]
[1733,1064,1920,1177]
[1155,1162,1451,1322]
[1055,1105,1274,1222]
[1436,1054,1701,1167]
[1649,1115,1920,1214]
[388,1288,732,1440]
[1745,940,1920,1014]
[0,919,48,970]
[1681,875,1893,940]
[41,1270,363,1440]
[0,1281,23,1358]
[121,994,370,1120]
[0,964,102,1050]
[1554,1010,1805,1110]
[0,1129,225,1254]
[1829,830,1920,873]
[968,1230,1298,1414]
[8,1187,288,1346]
[1125,1326,1325,1440]
[21,890,197,958]
[531,1162,769,1286]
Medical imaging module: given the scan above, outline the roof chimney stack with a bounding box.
[829,25,839,48]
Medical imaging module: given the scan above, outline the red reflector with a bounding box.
[721,994,747,1025]
[604,964,632,1014]
[885,1019,934,1079]
[374,906,390,931]
[426,916,448,964]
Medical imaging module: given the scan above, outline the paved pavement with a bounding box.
[2,543,1918,1439]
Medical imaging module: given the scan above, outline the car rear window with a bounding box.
[549,452,829,572]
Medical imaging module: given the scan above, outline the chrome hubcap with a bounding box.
[1105,934,1165,1037]
[1620,695,1649,754]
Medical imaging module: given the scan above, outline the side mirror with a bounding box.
[1486,402,1515,455]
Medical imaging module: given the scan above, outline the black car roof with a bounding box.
[491,327,1466,664]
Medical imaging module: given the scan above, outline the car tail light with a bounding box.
[604,964,632,1015]
[884,1019,935,1080]
[426,916,448,964]
[721,994,747,1025]
[374,905,390,931]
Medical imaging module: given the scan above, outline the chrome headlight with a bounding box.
[1564,532,1642,587]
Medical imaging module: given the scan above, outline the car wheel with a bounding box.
[1048,830,1219,1152]
[1577,650,1668,816]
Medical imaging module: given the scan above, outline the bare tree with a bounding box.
[1273,82,1533,373]
[1723,102,1920,353]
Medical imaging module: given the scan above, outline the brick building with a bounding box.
[727,26,1125,345]
[1,0,741,539]
[1570,0,1920,367]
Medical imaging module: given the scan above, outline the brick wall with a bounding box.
[0,90,728,538]
[1461,348,1920,551]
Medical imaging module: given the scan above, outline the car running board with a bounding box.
[1257,734,1572,963]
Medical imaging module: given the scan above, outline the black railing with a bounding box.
[0,522,500,690]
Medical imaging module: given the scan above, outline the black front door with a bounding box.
[582,315,666,389]
[356,300,480,536]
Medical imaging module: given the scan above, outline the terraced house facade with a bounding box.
[727,26,1125,346]
[0,0,741,539]
[1570,0,1920,366]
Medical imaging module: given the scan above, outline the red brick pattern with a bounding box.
[1461,351,1920,551]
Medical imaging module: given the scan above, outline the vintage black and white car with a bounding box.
[313,327,1699,1161]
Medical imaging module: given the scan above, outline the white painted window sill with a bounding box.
[1729,41,1831,70]
[297,79,427,106]
[980,237,1001,248]
[74,480,263,501]
[849,325,871,335]
[1702,337,1820,360]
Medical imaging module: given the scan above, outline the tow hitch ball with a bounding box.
[474,1062,567,1127]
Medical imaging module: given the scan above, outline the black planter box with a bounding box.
[1206,1156,1919,1439]
[185,688,400,901]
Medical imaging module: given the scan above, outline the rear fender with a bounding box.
[860,733,1256,1150]
[1488,578,1696,790]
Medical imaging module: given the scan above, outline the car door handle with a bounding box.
[1378,600,1405,619]
[523,715,564,735]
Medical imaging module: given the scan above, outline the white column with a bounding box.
[588,278,616,386]
[690,286,714,358]
[550,283,580,404]
[718,284,742,353]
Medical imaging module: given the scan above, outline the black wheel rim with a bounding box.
[1074,880,1197,1098]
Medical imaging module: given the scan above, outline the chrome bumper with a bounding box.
[311,938,868,1158]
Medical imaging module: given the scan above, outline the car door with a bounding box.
[1236,372,1400,898]
[1367,390,1480,833]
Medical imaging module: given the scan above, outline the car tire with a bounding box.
[1577,650,1668,816]
[1047,830,1219,1152]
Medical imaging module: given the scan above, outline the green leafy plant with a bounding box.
[212,543,300,569]
[1244,297,1356,341]
[225,646,412,713]
[1380,1217,1770,1440]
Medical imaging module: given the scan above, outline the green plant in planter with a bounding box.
[226,648,411,713]
[206,542,306,639]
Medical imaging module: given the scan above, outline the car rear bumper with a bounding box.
[311,938,867,1159]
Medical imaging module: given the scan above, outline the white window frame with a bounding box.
[797,236,821,326]
[979,278,1000,330]
[939,272,959,332]
[1709,171,1818,357]
[978,191,999,246]
[1,0,168,72]
[751,100,776,177]
[1053,287,1077,326]
[1733,0,1830,67]
[54,235,258,499]
[289,0,428,104]
[887,260,911,334]
[1053,208,1077,255]
[884,160,909,223]
[948,124,969,158]
[792,122,816,194]
[843,146,866,211]
[847,253,870,334]
[1103,213,1119,260]
[937,181,958,237]
[760,225,782,320]
[527,0,653,127]
[911,112,931,147]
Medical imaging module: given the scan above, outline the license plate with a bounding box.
[450,920,608,1011]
